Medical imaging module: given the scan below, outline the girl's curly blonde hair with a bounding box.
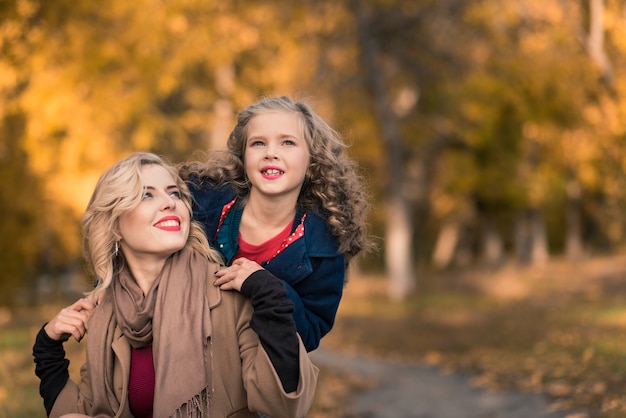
[83,152,223,301]
[181,96,373,262]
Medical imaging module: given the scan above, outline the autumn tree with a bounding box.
[5,0,626,304]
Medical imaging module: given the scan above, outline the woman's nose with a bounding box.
[162,195,177,210]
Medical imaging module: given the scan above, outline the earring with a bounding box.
[113,241,119,257]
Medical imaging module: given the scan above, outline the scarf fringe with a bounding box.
[171,387,211,418]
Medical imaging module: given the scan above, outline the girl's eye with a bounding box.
[170,191,181,199]
[249,140,265,147]
[283,139,296,146]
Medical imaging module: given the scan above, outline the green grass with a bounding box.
[0,325,47,418]
[0,305,85,418]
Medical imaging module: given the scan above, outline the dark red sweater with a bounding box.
[128,346,155,418]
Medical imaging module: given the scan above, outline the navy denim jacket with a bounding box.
[188,177,345,351]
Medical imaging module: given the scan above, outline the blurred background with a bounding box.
[3,0,626,304]
[2,1,626,416]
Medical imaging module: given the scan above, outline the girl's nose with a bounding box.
[264,147,278,159]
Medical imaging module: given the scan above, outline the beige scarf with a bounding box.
[86,246,212,417]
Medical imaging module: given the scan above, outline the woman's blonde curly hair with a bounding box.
[83,152,223,301]
[181,96,373,262]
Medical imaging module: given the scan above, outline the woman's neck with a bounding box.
[125,256,167,295]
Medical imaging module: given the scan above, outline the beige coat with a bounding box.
[50,271,318,418]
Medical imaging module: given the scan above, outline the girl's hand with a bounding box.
[44,298,95,342]
[214,257,263,292]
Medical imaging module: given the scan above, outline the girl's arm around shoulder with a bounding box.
[240,270,298,391]
[234,270,318,417]
[33,326,70,415]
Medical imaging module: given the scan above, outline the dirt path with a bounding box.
[310,346,584,418]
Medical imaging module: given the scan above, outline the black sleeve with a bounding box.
[32,325,70,416]
[240,270,299,392]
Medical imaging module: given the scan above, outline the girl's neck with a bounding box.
[245,191,297,228]
[241,193,297,245]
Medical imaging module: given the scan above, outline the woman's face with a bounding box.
[118,164,190,265]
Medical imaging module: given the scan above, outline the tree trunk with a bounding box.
[529,208,549,266]
[514,212,531,264]
[586,0,613,86]
[386,197,416,299]
[565,178,584,260]
[210,64,235,150]
[353,0,415,300]
[432,221,460,269]
[482,219,504,267]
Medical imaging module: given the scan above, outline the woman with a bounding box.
[180,96,373,352]
[32,152,317,418]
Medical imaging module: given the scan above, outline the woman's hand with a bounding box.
[44,298,95,342]
[214,257,263,292]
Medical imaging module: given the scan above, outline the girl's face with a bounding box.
[118,164,190,265]
[244,111,311,201]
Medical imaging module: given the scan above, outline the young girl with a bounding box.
[180,96,372,352]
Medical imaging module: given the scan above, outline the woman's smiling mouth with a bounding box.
[154,216,181,231]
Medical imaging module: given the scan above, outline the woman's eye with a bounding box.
[170,191,181,199]
[142,192,153,199]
